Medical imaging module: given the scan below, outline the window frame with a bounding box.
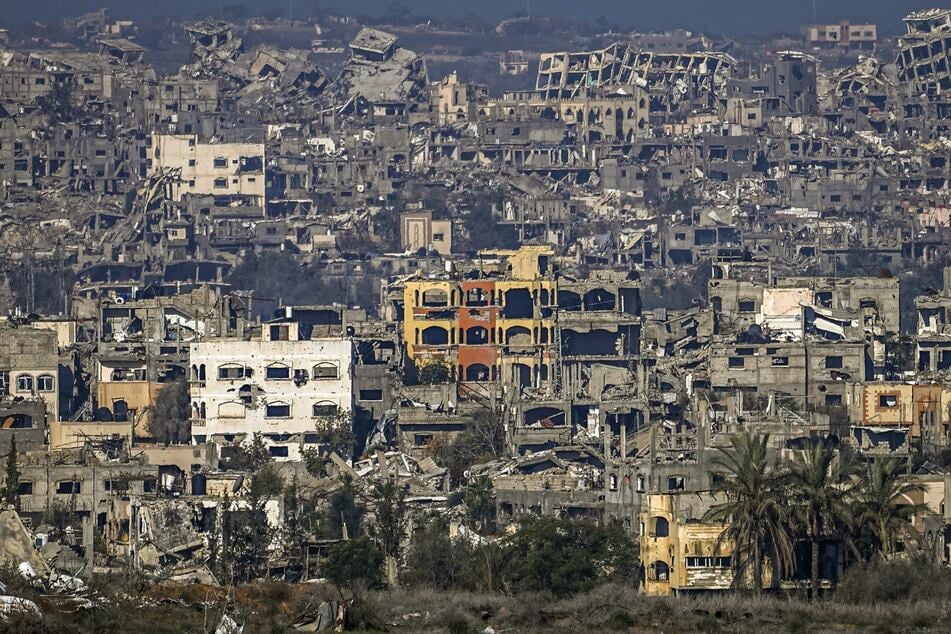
[217,364,247,380]
[265,363,291,380]
[15,374,33,392]
[878,393,899,409]
[311,362,339,380]
[265,401,292,419]
[825,355,844,369]
[37,374,55,392]
[312,401,339,418]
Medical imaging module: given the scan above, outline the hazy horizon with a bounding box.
[0,0,943,37]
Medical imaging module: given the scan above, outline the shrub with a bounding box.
[500,517,638,596]
[402,517,478,590]
[836,555,951,604]
[323,536,385,591]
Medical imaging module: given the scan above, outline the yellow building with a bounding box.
[402,246,557,388]
[49,420,134,449]
[641,493,736,596]
[848,382,949,444]
[429,71,484,125]
[96,379,162,439]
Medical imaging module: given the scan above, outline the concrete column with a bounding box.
[620,424,627,461]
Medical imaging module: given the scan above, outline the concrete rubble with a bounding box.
[1,3,951,604]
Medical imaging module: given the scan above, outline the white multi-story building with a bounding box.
[149,134,265,204]
[189,320,353,460]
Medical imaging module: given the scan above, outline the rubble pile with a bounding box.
[1,2,951,608]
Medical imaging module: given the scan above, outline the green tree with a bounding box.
[463,476,495,534]
[220,465,283,582]
[418,362,451,385]
[704,432,794,593]
[435,408,506,486]
[787,443,855,599]
[2,435,20,509]
[500,517,637,595]
[851,459,927,561]
[323,536,385,590]
[147,379,191,445]
[250,464,284,499]
[302,411,355,477]
[402,516,476,589]
[369,480,407,562]
[283,475,304,559]
[230,433,272,471]
[323,476,364,539]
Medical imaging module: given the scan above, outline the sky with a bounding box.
[0,1,943,36]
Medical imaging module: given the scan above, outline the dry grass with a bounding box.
[3,576,950,632]
[362,584,951,633]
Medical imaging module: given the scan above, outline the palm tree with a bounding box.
[704,432,794,593]
[464,476,495,534]
[851,458,927,561]
[787,442,855,600]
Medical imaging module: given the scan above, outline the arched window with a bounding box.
[265,363,291,380]
[422,288,449,307]
[265,401,291,418]
[465,287,488,306]
[649,561,670,581]
[37,374,55,392]
[312,362,339,380]
[218,363,246,380]
[465,364,490,382]
[466,326,489,345]
[558,290,582,311]
[312,401,338,417]
[653,516,669,537]
[15,375,33,392]
[584,288,616,311]
[512,363,532,388]
[505,326,532,346]
[421,326,449,345]
[218,401,246,419]
[113,399,129,422]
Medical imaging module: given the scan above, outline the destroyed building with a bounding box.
[189,314,353,460]
[2,3,951,601]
